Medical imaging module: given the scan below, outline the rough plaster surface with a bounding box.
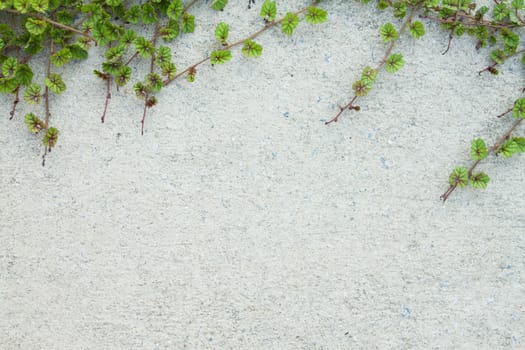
[1,1,524,348]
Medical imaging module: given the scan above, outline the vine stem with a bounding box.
[42,40,53,166]
[4,8,95,40]
[325,6,418,125]
[163,1,318,86]
[9,87,20,120]
[420,12,525,29]
[440,115,524,201]
[101,75,111,123]
[141,22,160,135]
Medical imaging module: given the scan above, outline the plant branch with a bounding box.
[9,87,20,120]
[3,8,95,40]
[440,114,524,201]
[163,1,317,86]
[325,6,417,125]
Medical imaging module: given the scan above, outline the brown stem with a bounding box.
[101,76,111,123]
[141,22,160,135]
[163,1,318,86]
[495,107,513,118]
[9,87,20,120]
[441,114,524,201]
[325,97,357,125]
[4,8,94,40]
[479,48,525,75]
[420,13,524,29]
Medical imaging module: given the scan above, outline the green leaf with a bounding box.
[409,21,425,39]
[352,79,371,97]
[141,3,157,24]
[281,12,299,36]
[181,13,195,33]
[15,64,33,85]
[377,0,389,9]
[385,53,404,73]
[471,138,488,160]
[124,5,141,24]
[133,81,149,98]
[45,73,66,94]
[145,72,163,93]
[50,47,72,67]
[448,167,469,187]
[30,0,48,12]
[392,1,407,17]
[0,78,18,93]
[490,49,506,64]
[25,18,47,35]
[161,62,177,79]
[211,0,227,10]
[160,20,179,41]
[105,0,121,7]
[43,127,59,149]
[501,29,519,53]
[102,61,122,75]
[14,0,30,13]
[512,98,525,118]
[120,29,137,45]
[134,36,155,58]
[2,57,18,78]
[512,137,525,152]
[215,22,229,45]
[24,83,41,104]
[361,66,377,83]
[493,3,509,21]
[105,44,126,62]
[167,0,184,20]
[24,113,45,133]
[242,40,263,58]
[68,44,88,60]
[304,6,327,24]
[470,172,489,189]
[115,66,131,87]
[155,46,171,67]
[380,23,398,42]
[498,139,518,158]
[511,0,524,9]
[260,0,277,22]
[210,50,232,64]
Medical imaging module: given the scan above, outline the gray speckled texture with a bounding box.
[1,1,524,349]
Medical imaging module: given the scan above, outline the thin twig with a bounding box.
[9,87,20,120]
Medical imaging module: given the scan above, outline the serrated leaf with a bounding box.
[471,138,488,160]
[260,0,277,22]
[155,46,171,67]
[392,1,407,17]
[24,83,41,104]
[512,98,525,118]
[498,139,518,158]
[134,36,155,58]
[361,66,377,83]
[25,18,47,35]
[167,0,184,20]
[105,0,121,7]
[511,0,524,9]
[493,3,509,21]
[68,44,88,60]
[43,127,58,148]
[50,47,72,67]
[352,79,371,97]
[141,3,157,24]
[102,61,122,75]
[115,66,131,87]
[210,50,232,64]
[145,72,163,92]
[215,22,229,45]
[242,40,263,58]
[2,57,18,78]
[304,6,327,24]
[24,113,45,133]
[380,23,398,42]
[181,13,195,33]
[124,5,141,24]
[45,73,66,94]
[470,172,489,189]
[105,44,126,62]
[281,12,299,36]
[15,64,33,85]
[160,20,179,41]
[511,137,525,152]
[161,62,176,79]
[30,0,48,12]
[490,49,506,64]
[448,167,469,187]
[133,81,149,98]
[211,0,227,10]
[385,53,404,73]
[409,21,425,39]
[0,78,18,93]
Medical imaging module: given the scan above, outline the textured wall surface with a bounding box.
[1,1,524,348]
